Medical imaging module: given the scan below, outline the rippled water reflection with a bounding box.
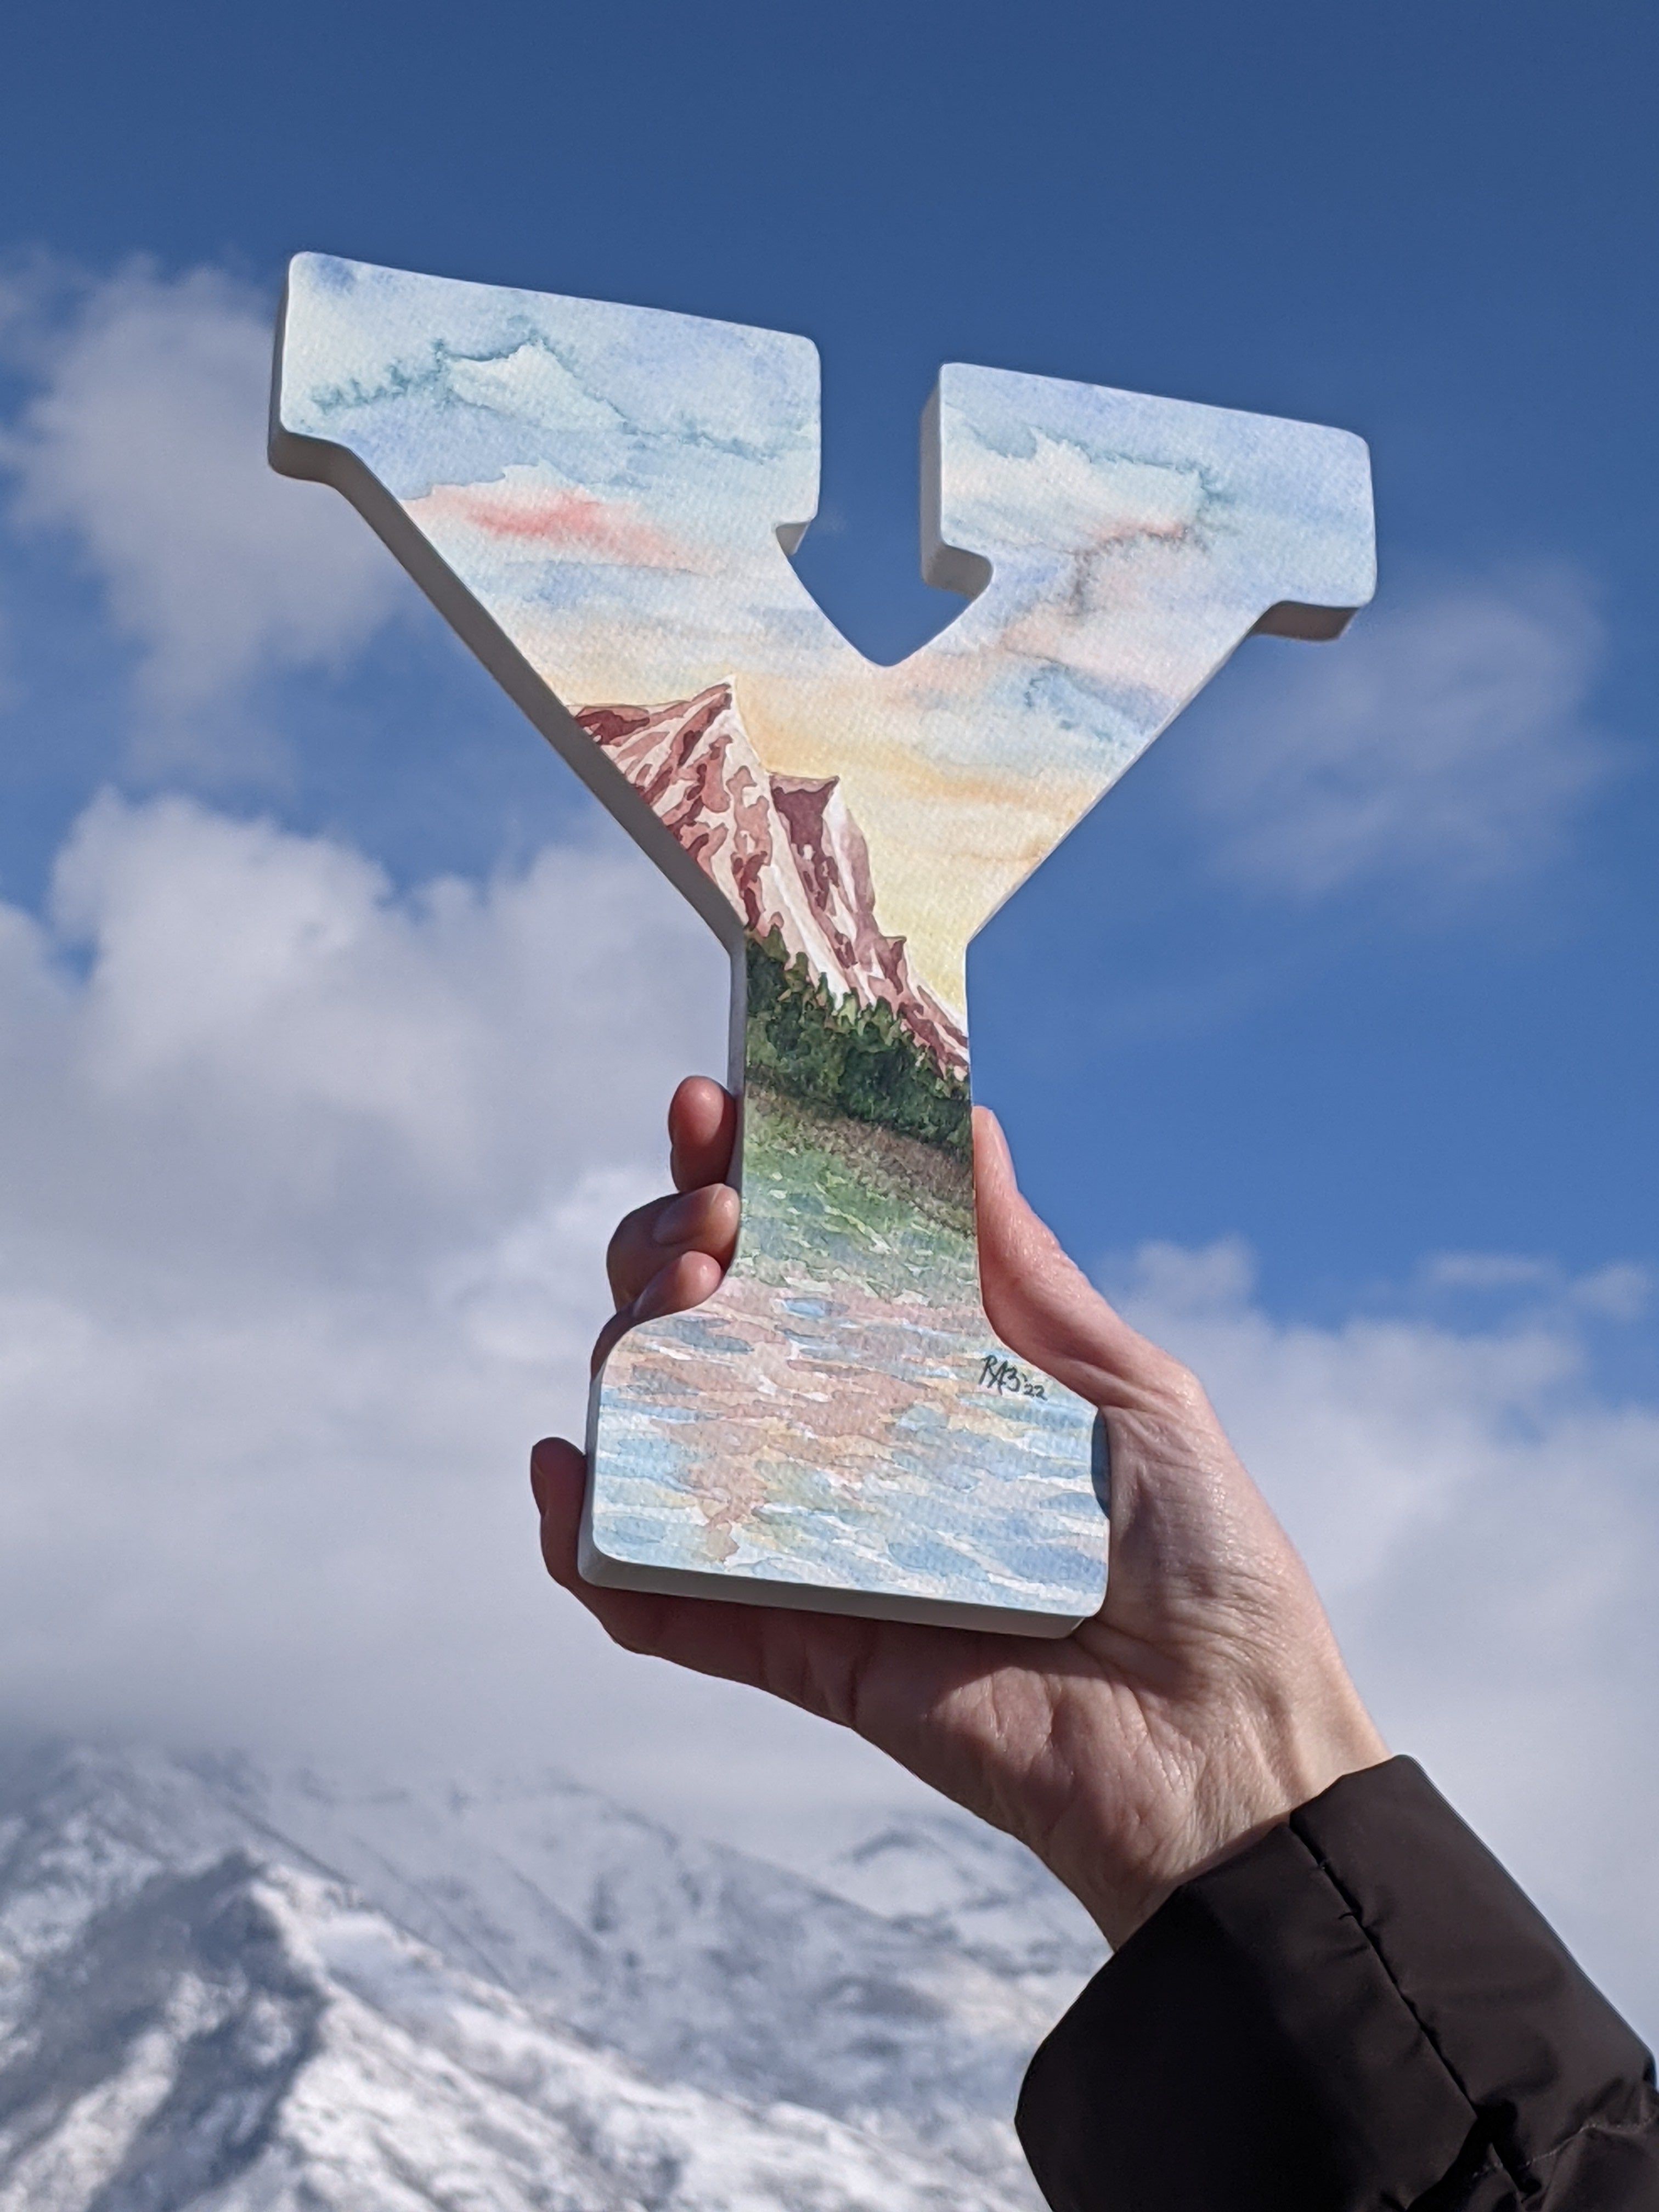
[589,1092,1108,1624]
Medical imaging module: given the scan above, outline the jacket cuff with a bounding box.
[1015,1756,1655,2212]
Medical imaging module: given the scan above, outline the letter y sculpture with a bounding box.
[271,255,1374,1633]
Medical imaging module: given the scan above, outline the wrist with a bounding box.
[1177,1700,1389,1906]
[1067,1687,1389,1948]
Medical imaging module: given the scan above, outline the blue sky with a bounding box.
[2,0,1653,1305]
[0,0,1656,2025]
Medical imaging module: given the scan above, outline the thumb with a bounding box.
[972,1107,1178,1415]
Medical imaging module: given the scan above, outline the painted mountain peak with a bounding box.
[575,684,969,1084]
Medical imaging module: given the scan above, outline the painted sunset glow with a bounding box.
[274,252,1374,1626]
[279,253,1373,1021]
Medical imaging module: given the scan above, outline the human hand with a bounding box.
[531,1077,1386,1946]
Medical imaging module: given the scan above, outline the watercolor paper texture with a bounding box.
[272,252,1375,1632]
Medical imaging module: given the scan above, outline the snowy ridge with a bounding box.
[0,1743,1103,2211]
[797,1815,1108,2018]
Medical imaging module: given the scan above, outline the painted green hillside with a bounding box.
[744,927,972,1161]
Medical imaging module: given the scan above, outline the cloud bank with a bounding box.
[1,263,404,757]
[1116,1238,1659,2033]
[0,791,744,1776]
[0,788,1650,2030]
[1186,573,1617,900]
[0,261,1649,2035]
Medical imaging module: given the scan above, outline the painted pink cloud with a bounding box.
[409,478,689,568]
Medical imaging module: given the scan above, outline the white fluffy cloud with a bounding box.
[0,792,812,1797]
[0,791,1652,2040]
[0,264,402,751]
[1115,1239,1659,2034]
[1190,574,1617,899]
[0,263,1651,2030]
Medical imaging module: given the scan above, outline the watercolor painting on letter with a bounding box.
[272,254,1374,1630]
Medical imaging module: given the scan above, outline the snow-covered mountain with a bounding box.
[797,1816,1108,2019]
[575,686,969,1080]
[0,1741,1104,2211]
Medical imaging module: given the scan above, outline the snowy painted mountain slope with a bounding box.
[574,686,969,1079]
[0,1742,1103,2210]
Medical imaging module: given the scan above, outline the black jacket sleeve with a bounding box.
[1015,1757,1658,2210]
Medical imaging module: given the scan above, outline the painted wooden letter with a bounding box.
[271,254,1375,1633]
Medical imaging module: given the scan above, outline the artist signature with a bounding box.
[978,1353,1047,1400]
